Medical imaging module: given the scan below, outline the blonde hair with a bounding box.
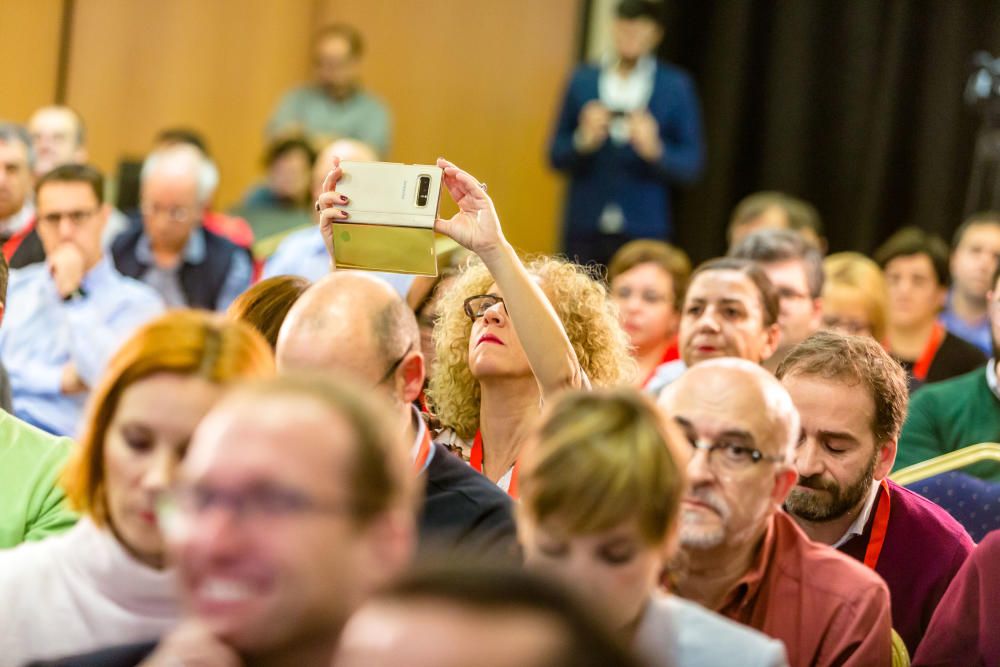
[823,252,888,340]
[520,389,687,544]
[62,310,275,524]
[428,255,634,439]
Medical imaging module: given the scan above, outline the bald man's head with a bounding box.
[659,359,800,551]
[312,139,378,200]
[277,272,423,402]
[661,359,798,459]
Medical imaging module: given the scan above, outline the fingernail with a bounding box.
[339,195,349,204]
[340,210,349,219]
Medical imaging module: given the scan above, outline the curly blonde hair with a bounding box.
[428,255,635,439]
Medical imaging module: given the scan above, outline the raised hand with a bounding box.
[576,101,611,153]
[433,157,506,261]
[48,243,86,299]
[628,109,664,162]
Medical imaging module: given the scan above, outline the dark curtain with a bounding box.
[656,0,1000,263]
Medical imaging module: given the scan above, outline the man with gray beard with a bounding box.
[777,331,974,656]
[658,358,892,667]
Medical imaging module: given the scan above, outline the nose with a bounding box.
[695,307,721,333]
[141,448,177,497]
[686,445,715,484]
[180,501,245,559]
[794,437,824,479]
[483,302,505,326]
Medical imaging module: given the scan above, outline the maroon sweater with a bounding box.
[838,479,974,656]
[913,530,1000,666]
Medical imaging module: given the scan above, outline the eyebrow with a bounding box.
[672,417,756,445]
[815,429,861,445]
[686,297,749,306]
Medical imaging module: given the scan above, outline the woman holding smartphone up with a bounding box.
[316,157,631,497]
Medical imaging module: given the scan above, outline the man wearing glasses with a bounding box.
[111,144,252,311]
[0,164,163,437]
[44,374,417,666]
[276,272,516,560]
[730,229,825,373]
[659,358,892,667]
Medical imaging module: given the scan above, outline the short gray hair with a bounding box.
[729,228,825,298]
[0,123,35,171]
[140,145,219,204]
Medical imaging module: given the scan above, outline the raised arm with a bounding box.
[315,157,585,398]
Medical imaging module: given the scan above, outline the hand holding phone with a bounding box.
[315,159,443,275]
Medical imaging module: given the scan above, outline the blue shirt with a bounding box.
[0,257,165,437]
[263,226,415,298]
[940,290,992,356]
[135,227,252,312]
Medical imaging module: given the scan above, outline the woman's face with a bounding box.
[822,294,875,338]
[103,372,224,568]
[466,282,533,380]
[611,263,678,352]
[520,515,664,632]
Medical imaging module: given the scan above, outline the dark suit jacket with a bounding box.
[548,60,705,243]
[28,641,156,666]
[418,443,518,562]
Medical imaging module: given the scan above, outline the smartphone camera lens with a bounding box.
[416,175,430,207]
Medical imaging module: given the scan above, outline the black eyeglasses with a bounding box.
[376,342,414,386]
[463,294,506,321]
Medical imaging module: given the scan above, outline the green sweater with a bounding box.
[0,410,77,548]
[896,366,1000,480]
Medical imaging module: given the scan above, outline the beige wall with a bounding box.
[65,0,316,210]
[0,0,63,122]
[316,0,580,253]
[4,0,581,253]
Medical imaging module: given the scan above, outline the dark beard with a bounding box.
[785,451,877,522]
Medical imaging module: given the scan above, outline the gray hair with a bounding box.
[140,145,219,204]
[0,123,35,171]
[729,228,825,298]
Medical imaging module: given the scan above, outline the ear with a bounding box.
[396,351,425,404]
[808,297,824,333]
[0,301,6,328]
[759,323,782,364]
[771,464,799,506]
[874,439,897,481]
[75,147,89,164]
[936,285,948,311]
[361,508,416,588]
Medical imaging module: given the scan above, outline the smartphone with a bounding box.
[331,161,444,276]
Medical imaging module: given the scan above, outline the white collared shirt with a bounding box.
[985,358,999,401]
[831,480,883,549]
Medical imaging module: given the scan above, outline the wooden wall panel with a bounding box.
[0,0,63,122]
[316,0,581,253]
[65,0,317,208]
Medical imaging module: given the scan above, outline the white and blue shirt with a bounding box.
[0,257,165,436]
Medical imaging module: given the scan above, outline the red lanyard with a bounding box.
[863,479,892,570]
[413,427,432,474]
[640,339,679,388]
[470,430,520,499]
[912,322,945,382]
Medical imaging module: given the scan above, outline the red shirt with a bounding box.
[709,512,892,667]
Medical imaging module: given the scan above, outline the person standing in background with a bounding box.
[549,0,705,267]
[267,24,391,158]
[940,212,1000,356]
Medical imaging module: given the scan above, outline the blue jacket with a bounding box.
[548,61,705,241]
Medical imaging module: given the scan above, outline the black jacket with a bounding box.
[417,443,518,562]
